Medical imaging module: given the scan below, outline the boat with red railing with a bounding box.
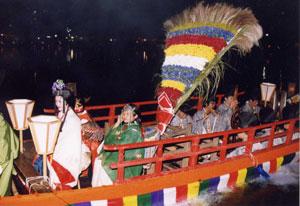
[1,94,299,206]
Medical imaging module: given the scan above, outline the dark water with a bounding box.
[186,162,299,206]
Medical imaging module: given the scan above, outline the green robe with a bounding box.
[100,121,144,181]
[0,113,19,196]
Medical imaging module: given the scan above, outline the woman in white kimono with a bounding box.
[47,79,87,190]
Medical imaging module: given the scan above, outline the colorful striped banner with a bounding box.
[165,35,227,52]
[123,195,137,206]
[91,200,108,206]
[161,80,186,92]
[262,161,271,174]
[165,44,216,61]
[176,185,187,202]
[151,190,164,206]
[137,193,151,206]
[166,26,234,42]
[236,168,247,187]
[187,181,200,199]
[161,65,200,89]
[71,153,297,206]
[269,159,277,173]
[162,55,208,71]
[227,171,238,188]
[208,177,220,192]
[217,174,230,192]
[169,22,237,35]
[276,157,284,170]
[163,187,176,205]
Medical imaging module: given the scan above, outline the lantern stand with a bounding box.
[5,99,35,153]
[260,82,276,107]
[28,115,61,177]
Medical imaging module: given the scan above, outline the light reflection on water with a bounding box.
[179,162,299,206]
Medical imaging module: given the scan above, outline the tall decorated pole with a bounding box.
[156,2,263,135]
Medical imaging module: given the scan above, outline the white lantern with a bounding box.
[5,99,35,153]
[28,115,61,177]
[260,82,276,107]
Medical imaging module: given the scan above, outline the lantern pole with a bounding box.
[43,124,50,177]
[19,130,24,153]
[43,154,47,177]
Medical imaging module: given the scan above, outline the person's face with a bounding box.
[55,96,66,112]
[230,99,238,109]
[249,100,258,108]
[288,83,296,94]
[207,102,216,110]
[74,98,83,113]
[122,110,136,123]
[177,110,187,119]
[225,96,234,105]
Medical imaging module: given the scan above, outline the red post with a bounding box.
[155,145,163,174]
[219,134,228,161]
[267,124,276,149]
[108,105,116,126]
[246,128,255,152]
[116,148,125,183]
[189,138,199,167]
[286,119,295,145]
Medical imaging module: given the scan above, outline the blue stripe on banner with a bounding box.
[72,202,92,206]
[253,166,261,179]
[162,65,201,89]
[167,27,234,42]
[151,190,164,206]
[208,177,220,192]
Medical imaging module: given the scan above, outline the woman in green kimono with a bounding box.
[92,104,144,187]
[0,113,19,196]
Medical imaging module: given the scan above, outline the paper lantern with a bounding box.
[28,115,61,177]
[260,82,276,107]
[5,99,35,153]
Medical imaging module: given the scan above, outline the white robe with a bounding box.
[91,141,113,187]
[47,108,82,189]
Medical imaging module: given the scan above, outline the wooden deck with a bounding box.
[13,140,92,194]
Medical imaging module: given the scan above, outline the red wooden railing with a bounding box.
[44,92,245,126]
[104,118,299,183]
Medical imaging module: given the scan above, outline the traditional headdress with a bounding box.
[52,79,71,99]
[122,104,139,115]
[156,2,263,134]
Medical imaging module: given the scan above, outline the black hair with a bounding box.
[203,97,217,107]
[178,103,192,113]
[54,89,75,114]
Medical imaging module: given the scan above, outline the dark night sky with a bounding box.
[0,0,299,109]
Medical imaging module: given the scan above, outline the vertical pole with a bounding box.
[19,130,23,153]
[43,154,47,177]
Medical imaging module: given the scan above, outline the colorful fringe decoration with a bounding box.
[156,2,263,134]
[71,153,297,206]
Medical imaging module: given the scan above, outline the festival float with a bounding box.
[0,2,299,206]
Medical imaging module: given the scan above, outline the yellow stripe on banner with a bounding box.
[187,181,200,200]
[123,195,138,206]
[236,168,247,187]
[169,22,238,34]
[276,157,284,170]
[165,44,216,61]
[161,80,186,92]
